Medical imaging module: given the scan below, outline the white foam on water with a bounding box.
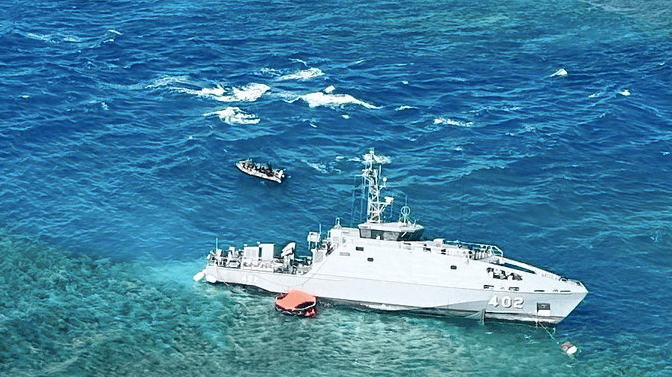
[550,68,568,77]
[434,117,474,127]
[506,124,537,136]
[362,152,391,165]
[205,107,260,125]
[184,83,270,102]
[228,83,271,101]
[306,161,328,173]
[196,85,226,97]
[203,83,271,102]
[300,87,379,109]
[290,58,309,65]
[25,32,52,42]
[146,75,192,89]
[258,67,280,77]
[274,89,303,103]
[277,68,324,81]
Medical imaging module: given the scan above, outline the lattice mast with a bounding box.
[362,149,393,224]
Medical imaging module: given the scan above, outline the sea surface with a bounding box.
[2,0,671,376]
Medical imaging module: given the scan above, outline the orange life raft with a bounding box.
[275,289,317,317]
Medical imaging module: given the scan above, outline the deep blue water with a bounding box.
[2,0,672,375]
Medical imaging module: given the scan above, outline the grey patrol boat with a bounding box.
[194,149,587,324]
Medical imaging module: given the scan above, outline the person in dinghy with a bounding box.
[236,158,286,183]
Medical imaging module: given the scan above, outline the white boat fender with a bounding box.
[205,274,217,284]
[560,341,578,356]
[193,270,205,282]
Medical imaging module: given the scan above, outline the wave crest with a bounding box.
[300,87,379,109]
[205,107,260,125]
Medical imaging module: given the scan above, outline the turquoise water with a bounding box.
[2,0,671,375]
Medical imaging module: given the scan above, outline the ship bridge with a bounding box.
[358,149,425,241]
[358,221,424,241]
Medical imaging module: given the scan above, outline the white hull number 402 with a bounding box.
[488,295,524,309]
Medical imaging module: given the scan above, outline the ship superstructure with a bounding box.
[195,149,587,324]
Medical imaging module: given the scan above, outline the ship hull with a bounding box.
[202,264,585,325]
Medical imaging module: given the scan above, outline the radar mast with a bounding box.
[362,149,393,224]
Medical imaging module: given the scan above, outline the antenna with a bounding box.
[362,149,391,223]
